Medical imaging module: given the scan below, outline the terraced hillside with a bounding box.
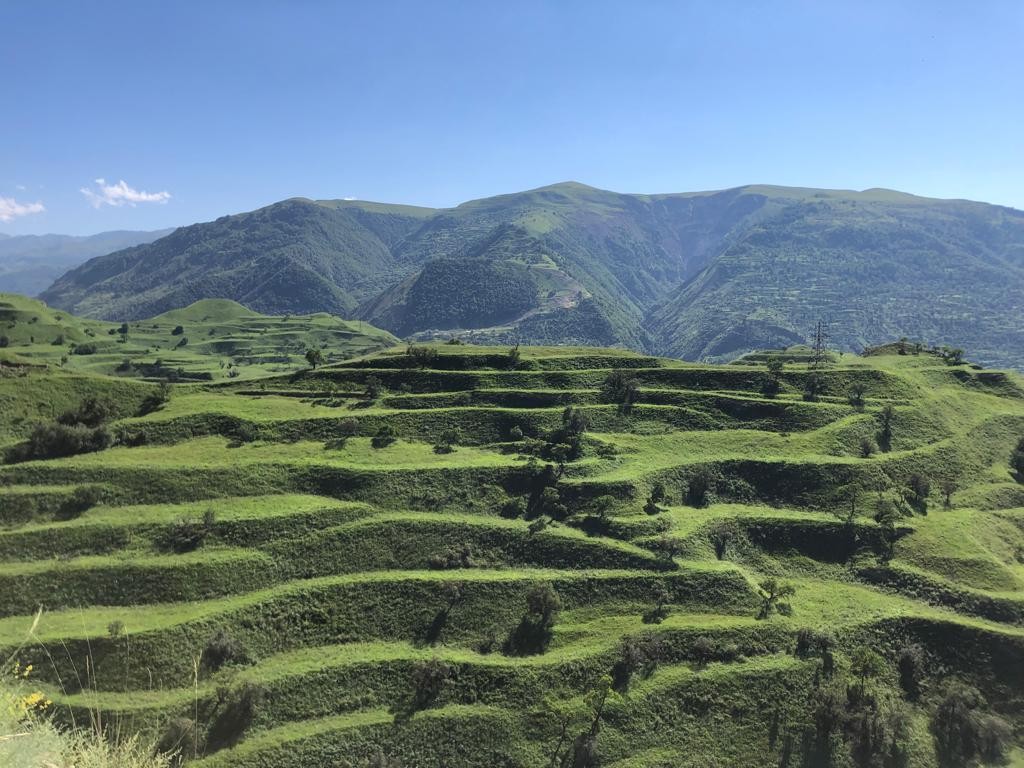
[0,293,398,383]
[2,342,1024,767]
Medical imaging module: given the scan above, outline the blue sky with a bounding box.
[1,1,1022,235]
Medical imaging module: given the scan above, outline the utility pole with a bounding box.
[811,320,829,369]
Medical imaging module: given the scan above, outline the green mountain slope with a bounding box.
[40,199,434,319]
[1,342,1023,766]
[39,183,1024,368]
[0,228,173,296]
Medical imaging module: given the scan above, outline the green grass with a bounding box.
[1,341,1023,766]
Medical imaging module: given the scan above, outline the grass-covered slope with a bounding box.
[0,293,398,386]
[39,199,434,319]
[1,342,1023,766]
[36,182,1024,368]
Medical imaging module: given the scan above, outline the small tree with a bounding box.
[591,494,616,522]
[526,582,562,628]
[757,578,795,619]
[803,373,823,402]
[794,627,836,677]
[304,348,325,369]
[905,473,931,513]
[848,382,866,408]
[849,647,887,688]
[939,477,957,507]
[877,405,895,452]
[897,644,925,700]
[643,585,671,624]
[601,369,640,412]
[507,344,521,368]
[611,634,665,691]
[686,469,714,507]
[859,437,876,458]
[709,520,740,560]
[650,534,682,566]
[118,322,130,342]
[931,683,1012,768]
[364,375,383,400]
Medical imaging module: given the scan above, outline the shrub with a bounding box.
[501,497,527,519]
[611,634,665,691]
[139,382,172,415]
[207,681,266,751]
[202,629,248,672]
[859,437,876,458]
[760,376,781,398]
[0,335,8,348]
[8,422,112,462]
[433,428,461,454]
[371,425,397,448]
[406,345,439,368]
[162,511,215,553]
[428,543,476,570]
[58,396,112,427]
[364,375,383,400]
[508,425,524,441]
[409,657,453,710]
[686,468,715,507]
[59,485,104,519]
[803,374,823,401]
[897,644,925,700]
[709,520,740,560]
[171,325,184,335]
[72,342,97,355]
[1010,437,1024,481]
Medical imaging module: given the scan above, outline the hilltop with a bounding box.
[0,339,1022,766]
[0,293,398,390]
[37,182,1024,369]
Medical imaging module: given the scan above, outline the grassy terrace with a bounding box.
[1,341,1023,766]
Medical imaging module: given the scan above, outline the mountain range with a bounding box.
[35,182,1024,368]
[0,228,173,296]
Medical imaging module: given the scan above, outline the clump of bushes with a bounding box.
[161,509,216,553]
[505,582,562,656]
[371,425,397,448]
[202,628,249,672]
[428,542,477,570]
[7,422,113,463]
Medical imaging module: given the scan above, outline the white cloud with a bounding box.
[81,178,171,208]
[15,184,26,191]
[343,196,356,201]
[0,196,45,222]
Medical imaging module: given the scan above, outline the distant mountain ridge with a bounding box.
[38,182,1024,368]
[0,228,173,296]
